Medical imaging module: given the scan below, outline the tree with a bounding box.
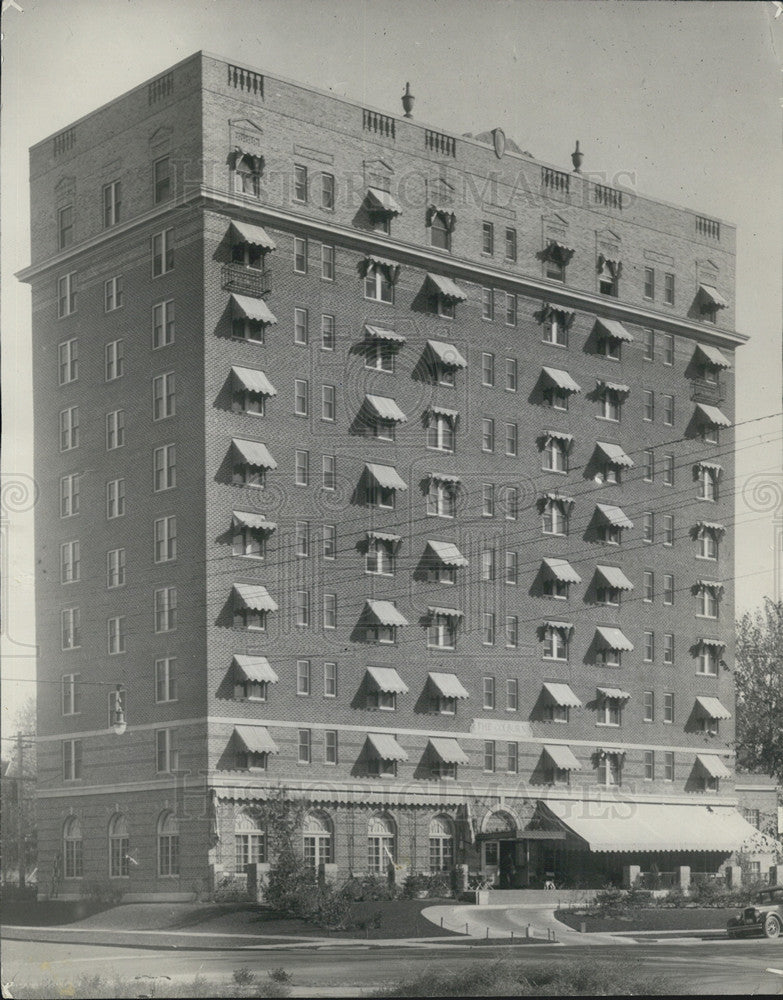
[1,698,37,884]
[734,599,783,782]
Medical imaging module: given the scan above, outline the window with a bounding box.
[429,211,451,251]
[663,692,675,723]
[62,738,83,781]
[294,378,309,417]
[323,592,336,630]
[108,615,126,654]
[644,631,655,662]
[700,586,720,619]
[664,752,675,781]
[599,335,622,361]
[481,352,495,386]
[292,236,308,274]
[61,673,81,715]
[155,658,177,702]
[58,205,74,249]
[323,730,338,765]
[106,547,126,588]
[62,815,83,877]
[429,816,454,869]
[235,824,266,873]
[104,340,124,382]
[643,690,655,722]
[483,676,495,710]
[154,587,177,633]
[644,449,654,482]
[542,499,568,536]
[295,520,310,558]
[368,686,397,709]
[324,662,337,697]
[598,259,619,296]
[481,549,495,582]
[506,679,519,712]
[600,389,622,422]
[505,358,518,392]
[663,395,675,426]
[364,263,393,302]
[149,372,177,422]
[644,267,655,300]
[294,164,308,202]
[322,524,336,560]
[643,328,654,361]
[664,272,675,305]
[103,180,121,227]
[663,514,674,546]
[699,466,718,501]
[483,613,495,645]
[290,308,309,348]
[663,454,675,486]
[297,660,311,696]
[108,814,130,878]
[321,314,335,351]
[365,340,395,373]
[482,221,494,255]
[506,616,518,648]
[427,413,455,452]
[298,729,312,763]
[58,272,77,317]
[663,333,674,366]
[59,406,79,451]
[483,740,496,772]
[663,633,674,665]
[546,255,565,282]
[505,293,517,326]
[153,444,176,491]
[643,512,654,544]
[743,808,761,830]
[152,300,175,348]
[543,576,569,600]
[296,590,310,627]
[155,729,177,773]
[698,644,720,676]
[106,410,125,451]
[320,171,335,209]
[643,389,654,422]
[58,339,78,384]
[643,570,654,603]
[663,575,674,606]
[322,454,336,491]
[643,750,655,781]
[106,478,125,519]
[505,227,517,261]
[544,313,567,346]
[505,550,518,585]
[597,699,621,727]
[153,156,171,203]
[233,522,265,560]
[481,288,494,321]
[481,418,495,452]
[543,626,568,661]
[501,423,517,458]
[366,537,395,575]
[295,450,309,486]
[320,244,335,281]
[152,228,174,276]
[543,437,568,473]
[60,540,80,584]
[234,602,267,632]
[157,812,179,876]
[598,584,620,607]
[427,480,457,519]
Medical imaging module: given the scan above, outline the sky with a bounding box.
[1,0,781,733]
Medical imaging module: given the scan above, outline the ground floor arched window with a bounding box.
[428,814,454,872]
[157,810,179,876]
[303,810,333,868]
[63,816,83,878]
[108,813,129,878]
[368,813,396,873]
[234,811,266,872]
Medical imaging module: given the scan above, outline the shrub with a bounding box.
[402,872,428,898]
[233,968,255,986]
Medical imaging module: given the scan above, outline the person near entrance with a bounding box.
[499,848,516,889]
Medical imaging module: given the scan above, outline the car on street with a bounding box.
[727,887,783,939]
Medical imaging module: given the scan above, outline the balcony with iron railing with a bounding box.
[221,263,271,298]
[690,377,726,406]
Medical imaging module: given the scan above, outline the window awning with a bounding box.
[232,438,278,469]
[428,672,469,699]
[595,442,634,468]
[595,565,634,591]
[367,732,408,761]
[545,240,575,262]
[230,293,278,324]
[428,737,469,765]
[366,187,402,216]
[543,744,582,771]
[595,627,634,652]
[234,725,279,755]
[232,366,277,396]
[229,220,277,251]
[538,800,756,852]
[365,324,406,344]
[595,317,633,343]
[429,405,459,423]
[699,284,728,309]
[428,605,464,620]
[365,463,408,491]
[232,583,278,612]
[542,557,581,584]
[429,472,461,485]
[697,461,723,475]
[595,503,633,529]
[542,682,582,708]
[544,491,575,507]
[366,530,402,547]
[427,272,468,303]
[232,655,278,683]
[366,665,409,694]
[364,599,409,627]
[697,579,725,593]
[426,539,468,567]
[545,619,574,634]
[695,696,732,720]
[597,686,632,700]
[543,429,574,446]
[694,344,731,370]
[597,379,631,397]
[696,520,726,536]
[695,403,731,428]
[365,394,408,424]
[427,339,467,369]
[541,367,582,394]
[232,510,277,532]
[699,638,726,650]
[695,753,731,779]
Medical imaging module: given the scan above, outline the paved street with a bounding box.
[2,936,783,996]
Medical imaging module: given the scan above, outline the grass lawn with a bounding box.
[556,906,733,933]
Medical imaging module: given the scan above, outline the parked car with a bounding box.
[727,887,783,939]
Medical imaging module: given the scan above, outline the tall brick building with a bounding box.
[21,52,761,899]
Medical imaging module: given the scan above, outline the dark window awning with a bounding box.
[544,619,574,634]
[697,578,725,594]
[429,472,461,485]
[595,565,634,591]
[365,462,408,491]
[543,429,575,448]
[428,737,469,765]
[595,627,634,652]
[695,753,731,779]
[367,732,408,761]
[694,344,731,370]
[366,530,403,547]
[542,557,581,584]
[427,339,468,369]
[232,510,277,532]
[597,379,631,397]
[597,685,632,700]
[545,240,575,263]
[544,491,575,507]
[366,665,409,694]
[699,284,728,309]
[695,696,731,720]
[365,324,406,344]
[426,272,468,303]
[697,461,723,476]
[229,220,277,251]
[232,655,278,684]
[429,405,459,424]
[541,367,581,394]
[595,503,633,529]
[364,599,409,627]
[428,672,469,700]
[428,605,464,621]
[232,583,278,612]
[366,187,403,216]
[542,682,582,708]
[426,539,468,567]
[695,403,731,428]
[365,394,408,424]
[543,744,582,771]
[232,365,277,396]
[234,725,279,755]
[696,520,726,536]
[595,317,633,343]
[232,438,277,469]
[230,293,278,324]
[699,637,726,650]
[595,441,634,468]
[362,254,401,284]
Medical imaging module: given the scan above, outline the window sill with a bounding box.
[595,416,621,424]
[542,468,568,476]
[542,340,568,349]
[595,722,620,728]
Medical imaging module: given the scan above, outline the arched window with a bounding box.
[428,814,454,872]
[63,816,83,878]
[367,813,396,873]
[233,153,263,197]
[108,813,129,878]
[157,810,179,877]
[303,810,333,868]
[235,811,266,872]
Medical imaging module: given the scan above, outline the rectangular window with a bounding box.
[663,395,675,426]
[152,300,175,348]
[321,314,335,351]
[428,481,457,519]
[322,454,336,491]
[481,548,495,582]
[643,570,654,603]
[294,164,308,202]
[659,515,672,548]
[103,180,121,227]
[663,693,674,724]
[103,275,124,313]
[503,549,519,588]
[58,205,74,249]
[663,333,674,366]
[324,730,338,765]
[481,352,495,387]
[59,406,79,452]
[294,307,308,345]
[545,314,567,346]
[153,156,171,204]
[322,523,336,559]
[663,454,675,487]
[644,449,654,482]
[601,392,621,422]
[544,628,568,660]
[663,574,674,605]
[295,450,309,486]
[156,729,177,773]
[664,752,675,782]
[643,267,655,300]
[293,237,307,274]
[107,615,126,654]
[542,501,567,536]
[106,410,125,450]
[663,633,674,664]
[58,339,78,384]
[152,372,177,420]
[483,612,495,645]
[543,438,568,473]
[63,739,83,780]
[643,512,654,543]
[320,173,336,211]
[297,660,311,696]
[295,520,310,558]
[320,384,336,423]
[664,272,675,306]
[505,486,518,521]
[61,607,81,650]
[482,221,494,255]
[60,540,80,584]
[481,418,495,452]
[506,615,518,648]
[643,690,655,722]
[153,444,176,491]
[483,740,496,772]
[155,658,177,703]
[643,389,654,422]
[364,265,393,303]
[58,272,77,317]
[106,547,126,589]
[506,679,518,712]
[483,676,495,710]
[505,422,518,457]
[154,516,177,563]
[507,741,518,773]
[505,292,517,326]
[643,328,654,361]
[323,592,337,630]
[152,229,174,277]
[104,340,124,381]
[505,357,518,392]
[298,729,311,763]
[644,631,654,662]
[324,661,337,697]
[320,244,335,281]
[106,478,125,519]
[481,288,494,321]
[154,587,177,633]
[296,590,310,627]
[61,673,81,716]
[505,227,517,261]
[294,378,309,417]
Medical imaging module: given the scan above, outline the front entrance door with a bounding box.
[498,840,516,888]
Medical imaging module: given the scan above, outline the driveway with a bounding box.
[421,902,635,945]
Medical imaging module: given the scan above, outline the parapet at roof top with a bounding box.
[468,130,532,158]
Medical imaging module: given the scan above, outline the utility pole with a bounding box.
[17,732,25,889]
